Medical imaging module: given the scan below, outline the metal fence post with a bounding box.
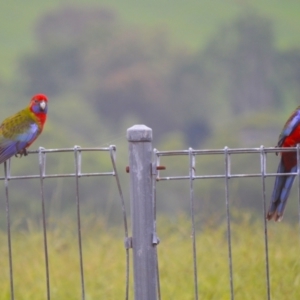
[127,125,157,300]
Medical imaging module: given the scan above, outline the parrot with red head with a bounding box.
[267,106,300,221]
[0,94,48,164]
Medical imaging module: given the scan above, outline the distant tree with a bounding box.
[184,120,211,148]
[201,11,278,114]
[20,45,81,95]
[18,6,211,141]
[169,58,213,146]
[276,49,300,106]
[35,6,116,47]
[20,6,117,97]
[20,8,299,146]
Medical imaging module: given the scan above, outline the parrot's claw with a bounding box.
[15,149,28,158]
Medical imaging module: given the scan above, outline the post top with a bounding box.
[127,125,153,142]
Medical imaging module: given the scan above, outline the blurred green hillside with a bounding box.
[1,0,300,80]
[0,1,300,223]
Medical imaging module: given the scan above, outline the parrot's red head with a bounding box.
[29,94,48,126]
[29,94,48,114]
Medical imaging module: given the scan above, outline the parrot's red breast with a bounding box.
[279,113,300,172]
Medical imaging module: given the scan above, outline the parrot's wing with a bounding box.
[0,123,40,164]
[0,140,28,163]
[277,108,300,147]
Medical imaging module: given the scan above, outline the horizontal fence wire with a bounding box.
[152,145,300,300]
[0,147,116,181]
[154,146,300,180]
[2,145,129,300]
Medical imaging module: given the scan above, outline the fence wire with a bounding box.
[152,145,300,300]
[2,145,129,300]
[3,143,300,300]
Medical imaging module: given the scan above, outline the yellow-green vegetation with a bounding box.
[0,214,299,299]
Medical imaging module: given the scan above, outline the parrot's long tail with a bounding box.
[266,161,296,222]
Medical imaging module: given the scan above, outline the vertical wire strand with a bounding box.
[74,146,85,300]
[224,147,234,300]
[189,148,199,300]
[260,146,271,300]
[109,145,130,300]
[38,148,51,300]
[4,159,14,300]
[152,149,161,300]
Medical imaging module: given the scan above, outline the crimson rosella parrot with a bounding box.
[0,94,48,164]
[267,106,300,221]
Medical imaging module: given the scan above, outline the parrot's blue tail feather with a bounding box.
[267,162,296,222]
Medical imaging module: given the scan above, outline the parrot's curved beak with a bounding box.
[39,101,47,111]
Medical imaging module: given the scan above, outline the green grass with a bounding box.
[0,215,300,299]
[0,219,129,299]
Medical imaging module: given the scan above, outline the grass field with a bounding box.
[0,215,299,299]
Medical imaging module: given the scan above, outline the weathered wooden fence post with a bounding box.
[127,125,157,300]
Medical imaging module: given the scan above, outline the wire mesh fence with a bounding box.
[152,145,300,300]
[1,145,130,300]
[2,126,300,300]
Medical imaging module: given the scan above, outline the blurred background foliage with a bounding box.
[1,1,300,226]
